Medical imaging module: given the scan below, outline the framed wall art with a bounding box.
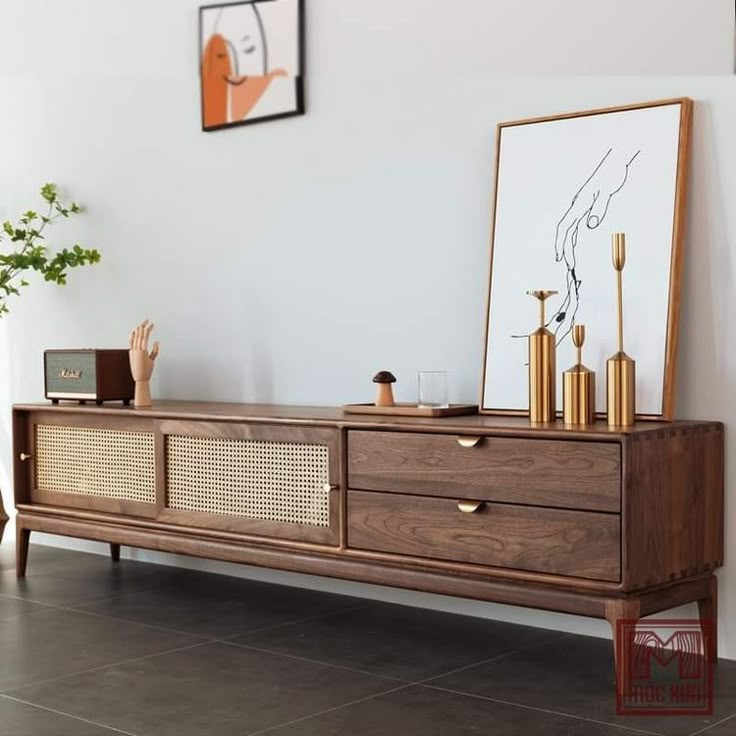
[480,98,693,419]
[199,0,305,131]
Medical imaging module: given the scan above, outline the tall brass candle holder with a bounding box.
[606,233,636,426]
[563,324,595,425]
[527,289,557,423]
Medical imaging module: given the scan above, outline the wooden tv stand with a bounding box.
[12,402,724,685]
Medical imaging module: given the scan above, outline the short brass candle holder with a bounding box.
[563,324,595,425]
[527,289,558,424]
[606,233,636,427]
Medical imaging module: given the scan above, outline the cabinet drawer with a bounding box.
[348,489,621,582]
[348,431,620,512]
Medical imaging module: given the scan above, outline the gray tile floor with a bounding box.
[0,543,734,736]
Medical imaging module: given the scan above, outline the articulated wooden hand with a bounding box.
[129,320,160,407]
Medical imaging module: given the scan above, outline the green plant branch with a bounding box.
[0,183,100,316]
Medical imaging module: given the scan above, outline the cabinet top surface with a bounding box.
[13,401,721,440]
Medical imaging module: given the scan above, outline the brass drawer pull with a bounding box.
[457,500,484,514]
[19,452,33,462]
[456,436,482,448]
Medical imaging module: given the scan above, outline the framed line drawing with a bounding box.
[480,98,693,419]
[199,0,305,131]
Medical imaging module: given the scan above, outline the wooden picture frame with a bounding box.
[199,0,305,132]
[480,98,693,420]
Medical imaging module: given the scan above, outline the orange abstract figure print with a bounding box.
[202,34,231,128]
[200,2,291,129]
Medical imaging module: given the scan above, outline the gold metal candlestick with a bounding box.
[527,289,558,423]
[563,324,596,425]
[606,233,636,426]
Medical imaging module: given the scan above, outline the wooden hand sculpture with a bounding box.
[129,320,160,408]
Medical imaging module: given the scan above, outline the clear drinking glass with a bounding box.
[418,371,449,409]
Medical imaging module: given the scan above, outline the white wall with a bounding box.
[0,0,734,656]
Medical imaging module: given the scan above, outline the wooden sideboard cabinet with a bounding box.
[12,402,724,688]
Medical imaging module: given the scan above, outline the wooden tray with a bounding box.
[342,403,478,418]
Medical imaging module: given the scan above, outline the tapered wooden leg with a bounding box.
[605,598,641,695]
[16,525,31,578]
[109,543,121,563]
[697,574,718,662]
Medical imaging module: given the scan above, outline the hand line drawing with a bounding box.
[511,147,641,350]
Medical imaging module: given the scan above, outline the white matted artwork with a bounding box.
[481,99,692,419]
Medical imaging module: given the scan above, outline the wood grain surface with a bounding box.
[347,489,621,582]
[348,431,621,512]
[623,424,724,589]
[12,401,724,679]
[13,401,710,438]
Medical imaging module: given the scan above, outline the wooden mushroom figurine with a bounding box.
[373,371,397,407]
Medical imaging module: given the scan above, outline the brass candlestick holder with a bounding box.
[527,289,557,423]
[606,233,636,426]
[563,324,595,425]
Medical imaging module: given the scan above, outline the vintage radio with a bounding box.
[44,349,134,404]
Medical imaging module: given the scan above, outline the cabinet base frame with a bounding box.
[15,510,718,680]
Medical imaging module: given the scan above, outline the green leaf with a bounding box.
[40,183,57,203]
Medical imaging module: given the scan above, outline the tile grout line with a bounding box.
[0,693,138,735]
[212,602,375,641]
[689,712,736,736]
[240,635,658,736]
[0,592,73,613]
[3,582,374,642]
[245,683,415,736]
[422,684,666,736]
[226,629,575,689]
[416,632,573,685]
[0,639,212,696]
[60,599,373,643]
[50,605,214,641]
[0,573,165,609]
[56,567,385,611]
[0,604,381,697]
[0,593,213,641]
[5,555,719,736]
[61,583,179,609]
[236,633,581,735]
[221,640,411,684]
[5,589,591,735]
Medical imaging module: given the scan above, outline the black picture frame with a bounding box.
[199,0,305,132]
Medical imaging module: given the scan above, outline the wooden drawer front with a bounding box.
[348,490,621,582]
[348,431,620,512]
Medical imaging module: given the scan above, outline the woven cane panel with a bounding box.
[35,424,156,503]
[166,435,330,527]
